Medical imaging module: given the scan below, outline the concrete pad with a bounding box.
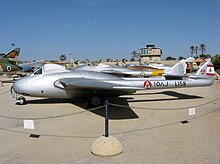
[0,79,219,163]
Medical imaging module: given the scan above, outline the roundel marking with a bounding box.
[7,66,12,72]
[140,71,146,76]
[200,69,205,74]
[143,80,152,89]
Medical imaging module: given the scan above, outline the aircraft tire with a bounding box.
[16,96,26,105]
[89,95,103,108]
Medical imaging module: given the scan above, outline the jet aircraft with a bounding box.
[19,60,44,72]
[11,59,215,107]
[73,63,165,77]
[129,57,195,74]
[0,48,20,63]
[0,48,22,73]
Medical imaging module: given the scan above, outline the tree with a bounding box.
[199,43,206,55]
[130,57,135,62]
[106,58,112,62]
[131,50,138,61]
[166,56,176,60]
[178,56,185,60]
[199,54,212,59]
[122,58,127,63]
[190,46,195,57]
[195,46,198,58]
[60,54,66,62]
[49,60,58,62]
[212,54,220,70]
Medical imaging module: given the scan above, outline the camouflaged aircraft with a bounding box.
[0,48,22,73]
[11,59,215,107]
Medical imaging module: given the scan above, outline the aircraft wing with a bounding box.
[54,78,141,90]
[101,69,122,74]
[101,69,139,76]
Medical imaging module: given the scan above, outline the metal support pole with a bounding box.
[105,99,109,137]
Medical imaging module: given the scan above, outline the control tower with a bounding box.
[140,44,162,62]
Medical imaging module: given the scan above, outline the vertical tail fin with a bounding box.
[166,60,185,76]
[195,60,215,78]
[3,48,20,64]
[4,48,20,59]
[164,60,186,80]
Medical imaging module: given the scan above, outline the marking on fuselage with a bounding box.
[153,81,168,87]
[200,69,205,74]
[7,66,12,72]
[140,71,146,76]
[175,81,186,87]
[143,80,152,89]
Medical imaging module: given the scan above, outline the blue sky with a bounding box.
[0,0,220,61]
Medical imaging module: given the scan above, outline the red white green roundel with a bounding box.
[143,80,152,89]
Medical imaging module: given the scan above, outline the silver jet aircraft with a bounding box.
[11,60,215,107]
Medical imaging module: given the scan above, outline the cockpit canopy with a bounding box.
[32,64,68,76]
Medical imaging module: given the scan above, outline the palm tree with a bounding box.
[195,46,198,58]
[199,43,206,55]
[131,50,138,61]
[190,46,195,57]
[60,54,66,62]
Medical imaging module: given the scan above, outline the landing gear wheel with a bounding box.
[16,96,26,105]
[88,95,103,108]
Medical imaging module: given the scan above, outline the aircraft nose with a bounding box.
[13,77,27,94]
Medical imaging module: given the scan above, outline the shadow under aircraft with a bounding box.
[26,96,138,120]
[25,91,202,120]
[127,91,202,103]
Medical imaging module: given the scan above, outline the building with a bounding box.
[140,44,162,62]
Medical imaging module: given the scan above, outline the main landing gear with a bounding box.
[11,87,27,105]
[87,94,104,108]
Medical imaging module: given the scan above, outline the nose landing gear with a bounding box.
[11,87,27,105]
[16,96,26,105]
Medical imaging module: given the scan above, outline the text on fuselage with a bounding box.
[153,81,187,87]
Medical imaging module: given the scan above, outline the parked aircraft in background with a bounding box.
[0,62,22,73]
[19,60,44,72]
[0,48,20,64]
[128,57,195,74]
[145,57,195,73]
[73,58,194,77]
[0,48,22,73]
[73,63,166,77]
[12,60,215,107]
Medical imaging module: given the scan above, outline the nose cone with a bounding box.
[13,77,28,94]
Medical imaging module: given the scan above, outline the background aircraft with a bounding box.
[12,60,214,107]
[0,62,22,73]
[0,48,20,64]
[19,60,44,72]
[0,48,22,73]
[73,58,194,77]
[129,57,195,74]
[73,63,166,77]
